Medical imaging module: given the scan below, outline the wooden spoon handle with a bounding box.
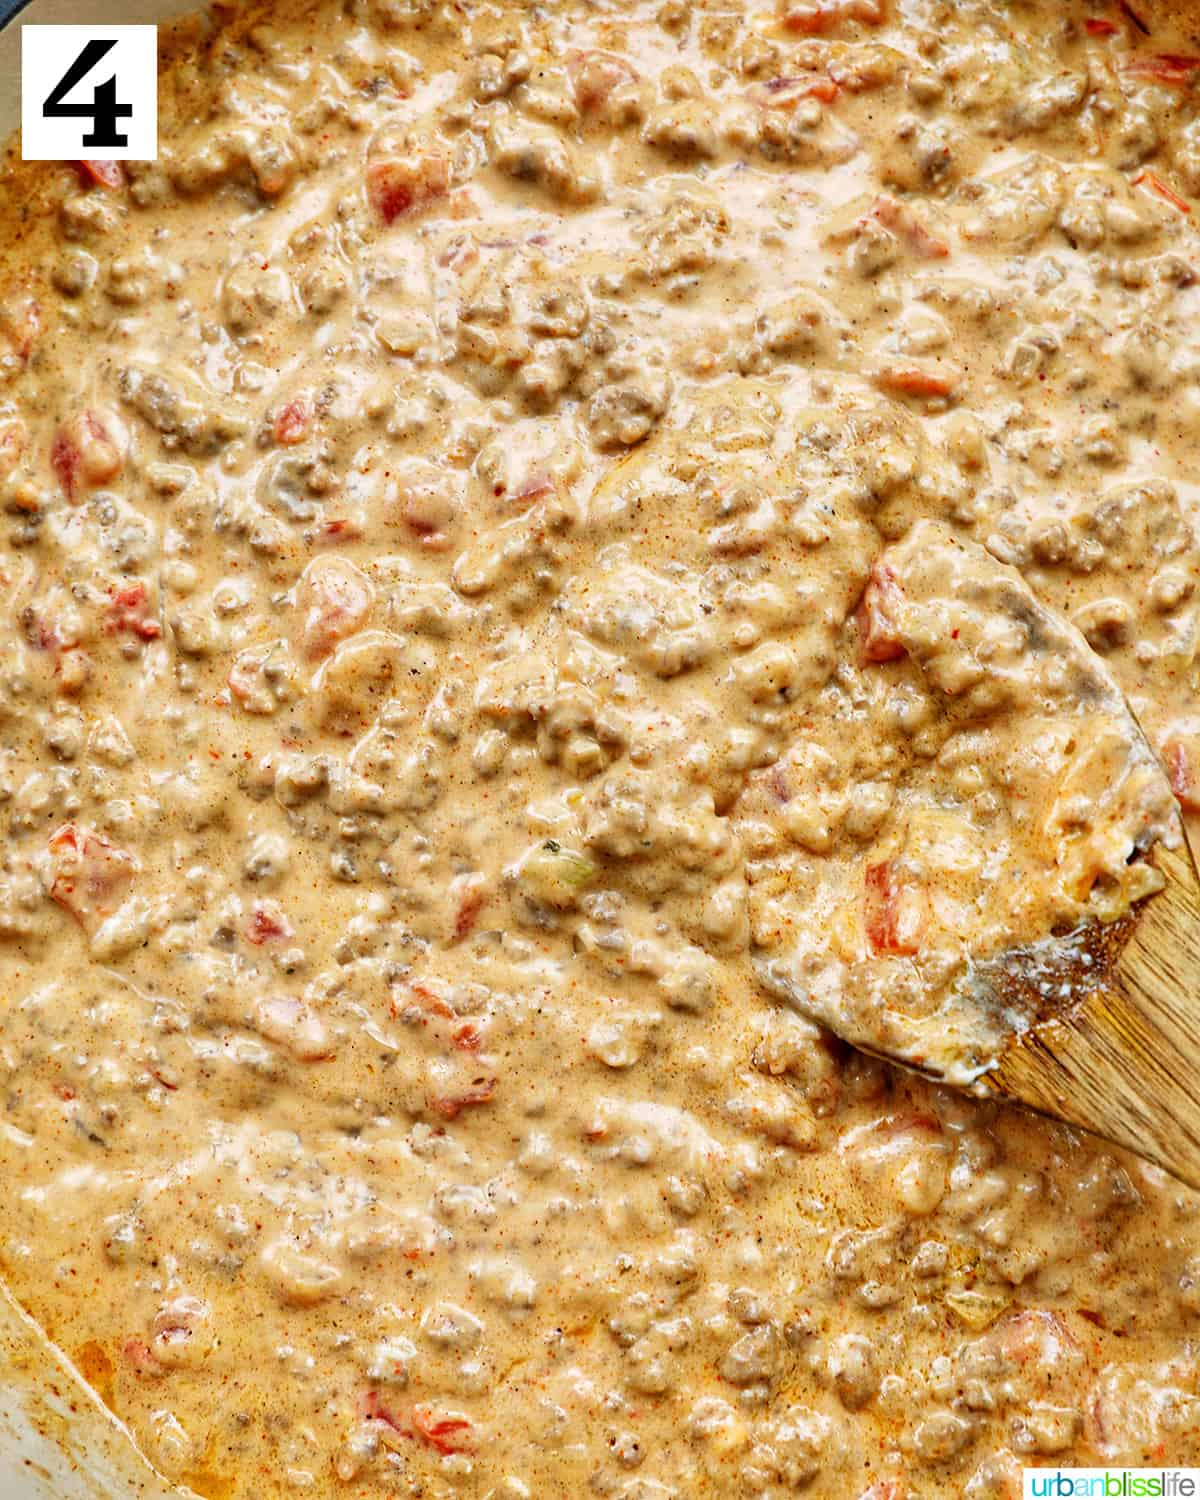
[980,843,1200,1188]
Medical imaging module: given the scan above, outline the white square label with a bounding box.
[21,26,157,161]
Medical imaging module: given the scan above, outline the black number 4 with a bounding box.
[43,39,133,150]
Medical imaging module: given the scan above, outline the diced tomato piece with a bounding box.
[452,1021,484,1052]
[396,978,487,1053]
[274,397,311,446]
[1124,52,1200,84]
[1085,17,1118,33]
[857,563,907,664]
[1164,740,1200,812]
[428,1079,496,1120]
[50,430,80,497]
[857,1483,902,1500]
[864,860,925,956]
[318,517,365,544]
[870,195,950,258]
[360,1395,474,1455]
[873,366,956,399]
[1132,169,1191,214]
[76,160,125,189]
[366,153,450,225]
[568,50,639,111]
[48,824,136,930]
[1146,51,1200,71]
[758,74,841,106]
[781,0,885,32]
[107,582,162,640]
[453,891,484,941]
[805,75,840,102]
[396,979,456,1023]
[412,1405,475,1455]
[51,410,124,499]
[451,875,487,942]
[50,431,79,496]
[783,8,830,33]
[368,163,415,224]
[246,901,294,945]
[295,556,374,660]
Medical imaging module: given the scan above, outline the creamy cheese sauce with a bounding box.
[3,0,1200,1495]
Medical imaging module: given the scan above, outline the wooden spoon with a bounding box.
[753,519,1200,1185]
[954,832,1200,1189]
[789,517,1200,1186]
